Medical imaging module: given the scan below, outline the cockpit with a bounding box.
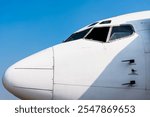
[64,22,135,43]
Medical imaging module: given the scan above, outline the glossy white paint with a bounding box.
[3,11,150,99]
[3,48,54,99]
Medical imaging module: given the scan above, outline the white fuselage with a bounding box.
[2,11,150,99]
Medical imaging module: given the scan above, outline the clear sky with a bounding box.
[0,0,150,99]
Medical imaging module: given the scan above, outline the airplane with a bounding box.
[2,10,150,100]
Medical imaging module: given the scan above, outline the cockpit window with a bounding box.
[110,25,134,41]
[100,20,111,24]
[88,22,98,27]
[64,25,134,43]
[64,28,91,42]
[85,27,110,42]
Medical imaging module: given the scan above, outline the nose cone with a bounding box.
[3,47,54,100]
[3,66,15,94]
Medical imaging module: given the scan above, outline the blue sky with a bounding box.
[0,0,150,99]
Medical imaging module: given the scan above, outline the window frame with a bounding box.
[107,24,135,43]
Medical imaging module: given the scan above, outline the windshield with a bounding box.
[63,25,134,43]
[64,28,91,42]
[110,25,134,41]
[85,27,110,42]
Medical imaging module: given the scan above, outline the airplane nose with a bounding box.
[2,47,54,100]
[3,67,15,94]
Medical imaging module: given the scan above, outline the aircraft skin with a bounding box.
[2,11,150,100]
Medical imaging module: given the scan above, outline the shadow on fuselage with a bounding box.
[79,35,150,100]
